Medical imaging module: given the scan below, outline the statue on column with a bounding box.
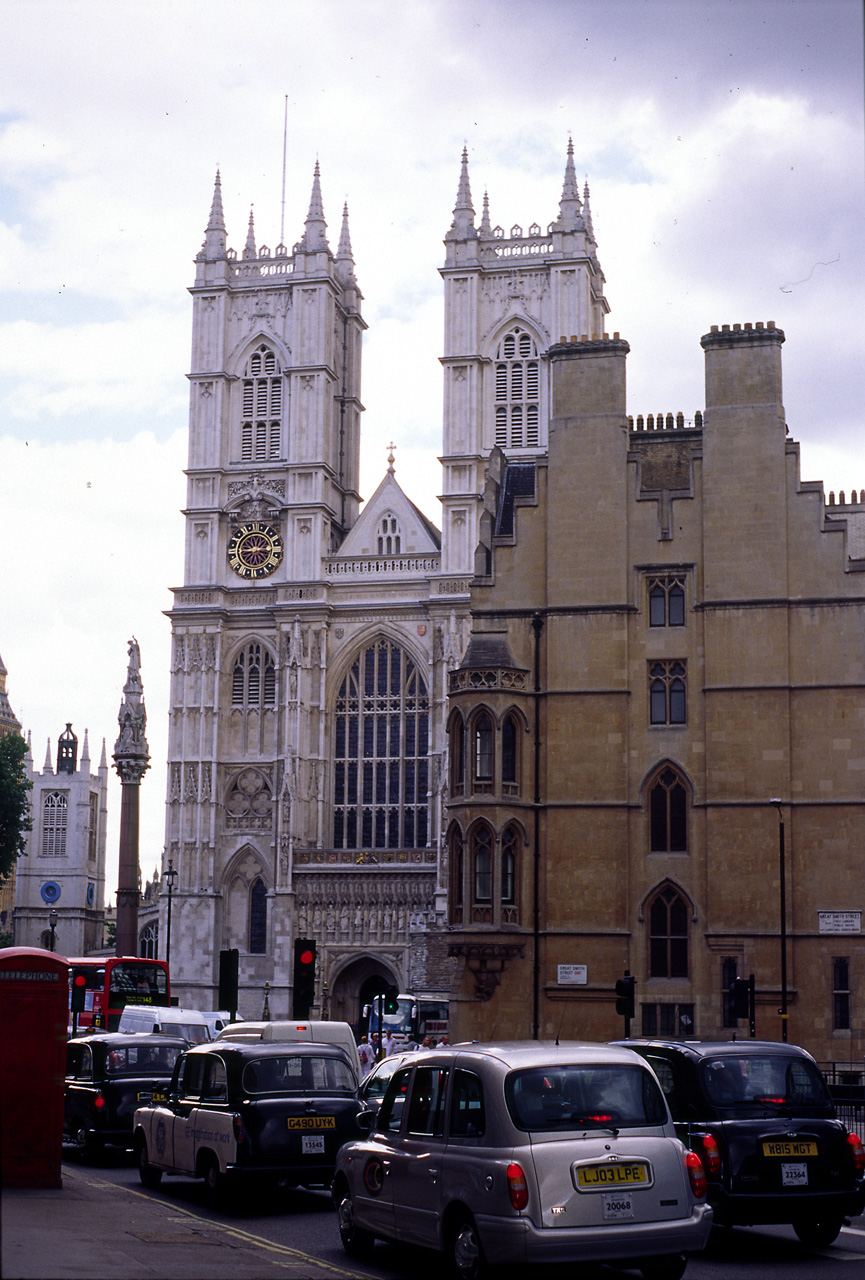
[113,637,151,957]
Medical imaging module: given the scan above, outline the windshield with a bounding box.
[700,1054,832,1109]
[109,963,168,999]
[105,1044,182,1075]
[506,1064,668,1131]
[242,1054,356,1095]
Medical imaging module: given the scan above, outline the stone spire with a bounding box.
[242,206,257,260]
[300,160,329,252]
[203,169,227,259]
[446,146,476,240]
[583,179,595,239]
[336,200,356,280]
[0,651,21,735]
[479,190,492,237]
[43,739,53,773]
[554,137,583,231]
[113,637,150,958]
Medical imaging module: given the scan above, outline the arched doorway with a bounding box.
[327,954,401,1031]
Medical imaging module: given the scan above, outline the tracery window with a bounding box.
[649,885,689,978]
[648,576,685,627]
[449,825,464,925]
[448,713,465,797]
[494,327,540,449]
[377,514,401,555]
[649,766,688,853]
[501,823,519,919]
[333,639,429,850]
[649,661,686,725]
[42,792,68,856]
[502,713,519,793]
[471,823,494,921]
[240,344,283,462]
[139,922,158,959]
[249,878,267,953]
[231,643,276,707]
[472,711,494,791]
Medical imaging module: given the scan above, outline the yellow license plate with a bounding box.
[576,1162,649,1189]
[287,1116,336,1131]
[762,1140,817,1158]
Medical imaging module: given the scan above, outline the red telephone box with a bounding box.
[0,947,69,1188]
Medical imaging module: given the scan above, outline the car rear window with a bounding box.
[242,1054,356,1095]
[506,1064,668,1131]
[105,1044,183,1075]
[699,1055,832,1109]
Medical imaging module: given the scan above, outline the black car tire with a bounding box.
[793,1215,844,1249]
[74,1127,101,1160]
[448,1211,487,1280]
[201,1153,225,1204]
[335,1185,375,1258]
[640,1254,687,1280]
[137,1137,163,1189]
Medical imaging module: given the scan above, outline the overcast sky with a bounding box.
[1,0,862,904]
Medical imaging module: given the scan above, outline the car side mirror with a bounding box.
[356,1108,377,1133]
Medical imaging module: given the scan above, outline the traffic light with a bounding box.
[218,948,239,1017]
[70,967,89,1014]
[729,977,750,1021]
[293,939,316,1017]
[615,974,636,1020]
[384,985,400,1015]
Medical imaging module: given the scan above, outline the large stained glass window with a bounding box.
[333,639,429,850]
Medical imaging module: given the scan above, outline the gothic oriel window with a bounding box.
[42,792,68,856]
[333,639,429,850]
[449,712,465,797]
[449,825,464,924]
[494,327,540,449]
[472,711,494,791]
[649,885,689,978]
[377,514,401,555]
[502,712,519,794]
[501,823,519,913]
[649,766,688,853]
[231,643,276,707]
[648,576,685,627]
[649,661,687,725]
[249,878,267,953]
[240,344,283,462]
[471,823,494,920]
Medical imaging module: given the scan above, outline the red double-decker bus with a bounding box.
[67,956,170,1031]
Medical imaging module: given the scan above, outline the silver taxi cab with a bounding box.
[332,1041,712,1280]
[134,1040,366,1198]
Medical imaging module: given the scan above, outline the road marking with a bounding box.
[70,1169,367,1278]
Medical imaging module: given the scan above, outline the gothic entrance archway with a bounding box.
[327,955,400,1031]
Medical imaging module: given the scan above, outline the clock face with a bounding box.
[227,522,284,579]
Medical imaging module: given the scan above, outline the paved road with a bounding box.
[7,1149,864,1280]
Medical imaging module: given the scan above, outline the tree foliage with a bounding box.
[0,733,32,882]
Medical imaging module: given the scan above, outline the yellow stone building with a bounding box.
[445,323,865,1065]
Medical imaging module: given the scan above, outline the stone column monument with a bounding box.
[113,637,150,957]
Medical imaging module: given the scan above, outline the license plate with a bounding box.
[287,1115,336,1131]
[136,1091,152,1103]
[782,1163,808,1187]
[151,1089,169,1105]
[576,1162,649,1189]
[762,1140,817,1157]
[302,1134,325,1154]
[603,1193,634,1220]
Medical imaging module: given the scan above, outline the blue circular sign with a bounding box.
[41,881,61,904]
[87,883,95,906]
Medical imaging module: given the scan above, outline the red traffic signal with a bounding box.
[293,938,316,1018]
[71,967,89,1013]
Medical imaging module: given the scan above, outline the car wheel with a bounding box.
[793,1215,844,1249]
[640,1254,688,1280]
[74,1127,100,1160]
[137,1137,163,1189]
[335,1185,375,1258]
[449,1212,487,1280]
[201,1154,225,1204]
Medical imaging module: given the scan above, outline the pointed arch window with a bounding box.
[649,661,687,725]
[448,712,465,797]
[240,344,283,462]
[649,885,689,978]
[231,643,276,707]
[502,712,520,794]
[471,823,494,920]
[501,823,519,911]
[139,921,158,959]
[649,766,688,853]
[472,712,494,791]
[449,825,464,925]
[42,792,68,856]
[333,638,429,850]
[249,878,267,953]
[377,514,402,556]
[494,326,540,449]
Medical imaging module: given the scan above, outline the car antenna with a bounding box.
[556,1002,567,1046]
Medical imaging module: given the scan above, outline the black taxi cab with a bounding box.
[617,1039,865,1248]
[64,1032,187,1156]
[133,1040,369,1198]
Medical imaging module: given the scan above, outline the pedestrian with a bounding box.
[371,1031,381,1061]
[357,1034,374,1079]
[436,1033,450,1048]
[383,1029,396,1057]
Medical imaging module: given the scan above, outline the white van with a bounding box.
[117,1005,211,1044]
[215,1019,361,1080]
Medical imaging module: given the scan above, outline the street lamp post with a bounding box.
[164,860,178,967]
[48,909,58,953]
[770,799,788,1042]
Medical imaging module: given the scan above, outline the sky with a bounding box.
[1,0,862,903]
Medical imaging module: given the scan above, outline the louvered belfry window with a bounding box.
[494,327,540,449]
[333,639,429,850]
[241,344,283,462]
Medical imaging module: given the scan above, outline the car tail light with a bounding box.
[507,1162,529,1211]
[847,1131,865,1176]
[685,1150,706,1199]
[93,1092,106,1111]
[232,1113,247,1145]
[700,1134,721,1177]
